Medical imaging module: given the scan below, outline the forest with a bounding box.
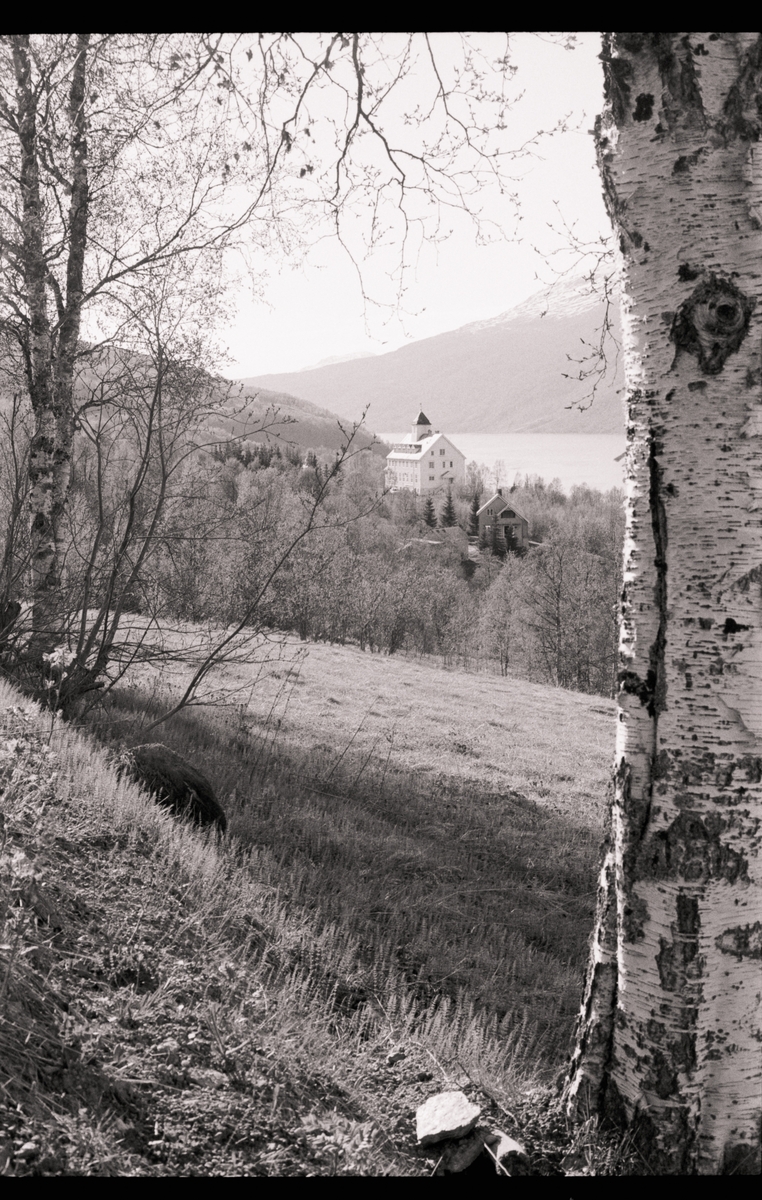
[0,385,623,702]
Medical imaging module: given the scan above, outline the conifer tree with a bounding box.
[468,493,480,537]
[440,489,458,528]
[490,524,506,560]
[422,496,437,529]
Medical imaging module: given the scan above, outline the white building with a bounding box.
[385,412,466,495]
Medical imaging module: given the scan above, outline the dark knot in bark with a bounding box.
[670,274,754,374]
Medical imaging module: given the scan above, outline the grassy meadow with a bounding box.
[0,634,631,1174]
[87,635,615,1077]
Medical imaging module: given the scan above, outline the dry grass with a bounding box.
[110,627,614,830]
[0,634,622,1175]
[0,683,423,1173]
[86,634,614,1074]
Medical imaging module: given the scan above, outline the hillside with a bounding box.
[29,345,387,461]
[207,383,385,457]
[238,279,625,436]
[0,643,633,1176]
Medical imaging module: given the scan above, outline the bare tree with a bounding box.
[0,33,537,707]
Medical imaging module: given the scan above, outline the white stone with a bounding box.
[416,1091,481,1147]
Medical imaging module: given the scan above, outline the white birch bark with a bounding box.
[566,33,762,1175]
[12,34,89,650]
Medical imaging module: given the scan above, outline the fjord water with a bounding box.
[381,433,626,494]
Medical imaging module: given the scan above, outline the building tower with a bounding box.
[412,411,433,441]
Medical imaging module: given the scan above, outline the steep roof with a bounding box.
[387,432,465,461]
[476,493,527,520]
[415,410,431,425]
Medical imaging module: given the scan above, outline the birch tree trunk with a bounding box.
[13,34,89,652]
[566,33,762,1175]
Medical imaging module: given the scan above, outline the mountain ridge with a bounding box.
[237,280,625,436]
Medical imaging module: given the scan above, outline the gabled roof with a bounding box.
[476,493,527,521]
[386,431,464,462]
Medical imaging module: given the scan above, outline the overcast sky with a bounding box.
[226,33,609,379]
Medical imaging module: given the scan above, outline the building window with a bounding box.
[449,461,453,467]
[440,449,445,455]
[429,474,434,480]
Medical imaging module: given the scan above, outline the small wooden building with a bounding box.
[477,489,529,551]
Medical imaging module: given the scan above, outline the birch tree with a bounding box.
[566,33,762,1175]
[0,33,528,703]
[0,34,245,658]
